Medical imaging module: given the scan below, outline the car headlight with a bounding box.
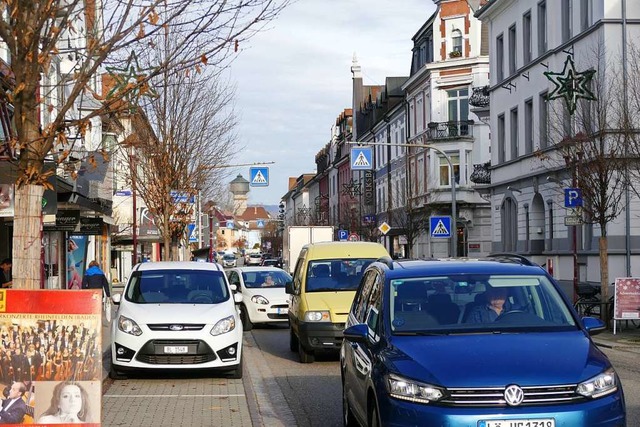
[386,373,445,404]
[304,311,330,322]
[211,315,236,336]
[251,295,269,305]
[577,368,618,398]
[118,315,142,336]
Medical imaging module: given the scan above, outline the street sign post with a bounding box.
[378,222,391,235]
[348,233,360,242]
[564,215,583,226]
[256,219,265,228]
[350,147,373,171]
[430,216,452,239]
[249,167,269,187]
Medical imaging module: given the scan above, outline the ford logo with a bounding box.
[504,384,524,406]
[169,325,184,331]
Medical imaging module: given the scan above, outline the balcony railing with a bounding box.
[426,120,474,140]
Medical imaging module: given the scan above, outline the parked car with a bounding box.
[222,253,237,268]
[341,256,625,427]
[286,241,389,363]
[226,266,292,331]
[261,258,282,268]
[246,253,263,266]
[110,261,243,379]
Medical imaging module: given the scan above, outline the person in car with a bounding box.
[465,286,511,323]
[262,275,275,287]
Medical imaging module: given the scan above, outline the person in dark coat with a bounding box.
[81,261,110,297]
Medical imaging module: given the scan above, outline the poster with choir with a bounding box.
[0,289,101,425]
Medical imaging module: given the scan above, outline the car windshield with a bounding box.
[223,254,235,260]
[241,270,291,288]
[306,259,374,292]
[263,259,278,266]
[250,254,261,258]
[126,269,229,304]
[390,274,577,334]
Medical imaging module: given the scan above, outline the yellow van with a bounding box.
[285,241,389,363]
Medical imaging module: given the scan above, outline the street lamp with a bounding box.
[349,141,457,257]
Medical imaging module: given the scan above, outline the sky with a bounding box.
[229,0,436,206]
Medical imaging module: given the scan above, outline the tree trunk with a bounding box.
[164,235,171,261]
[599,236,609,300]
[12,185,45,289]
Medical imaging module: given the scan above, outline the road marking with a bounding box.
[104,394,245,398]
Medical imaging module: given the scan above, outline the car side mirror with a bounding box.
[229,284,237,293]
[112,293,122,305]
[582,316,606,335]
[285,281,295,295]
[343,324,369,344]
[233,293,243,304]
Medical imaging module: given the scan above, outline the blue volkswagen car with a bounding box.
[340,256,625,427]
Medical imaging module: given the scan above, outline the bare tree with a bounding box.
[540,47,627,301]
[0,0,290,288]
[392,192,431,259]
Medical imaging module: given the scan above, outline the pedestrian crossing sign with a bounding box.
[430,216,452,239]
[350,147,373,171]
[249,167,269,187]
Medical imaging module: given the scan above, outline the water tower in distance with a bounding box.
[230,174,250,215]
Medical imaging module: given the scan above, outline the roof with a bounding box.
[239,205,271,221]
[383,259,546,280]
[133,261,224,272]
[303,241,389,258]
[230,174,249,184]
[474,0,500,19]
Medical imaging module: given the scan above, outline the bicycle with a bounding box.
[573,283,640,328]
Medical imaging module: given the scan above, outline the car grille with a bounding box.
[136,339,216,365]
[147,324,205,331]
[442,384,584,407]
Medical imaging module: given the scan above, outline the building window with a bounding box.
[537,1,547,56]
[524,99,533,154]
[452,29,463,54]
[508,25,517,75]
[539,91,548,149]
[439,154,460,187]
[498,114,506,163]
[417,156,425,195]
[496,34,504,82]
[510,107,519,160]
[447,88,469,123]
[523,11,532,64]
[501,197,518,252]
[562,0,572,42]
[581,0,591,32]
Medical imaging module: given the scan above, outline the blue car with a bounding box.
[340,256,625,427]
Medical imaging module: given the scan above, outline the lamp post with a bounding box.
[564,151,583,304]
[349,141,457,257]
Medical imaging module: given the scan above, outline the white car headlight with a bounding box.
[304,311,330,322]
[386,373,445,404]
[118,315,142,336]
[211,315,236,336]
[251,295,269,305]
[577,368,618,398]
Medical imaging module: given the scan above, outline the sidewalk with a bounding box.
[592,321,640,353]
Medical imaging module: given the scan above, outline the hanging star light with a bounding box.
[106,51,158,102]
[341,179,362,198]
[544,55,596,114]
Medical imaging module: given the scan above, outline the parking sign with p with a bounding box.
[564,188,583,208]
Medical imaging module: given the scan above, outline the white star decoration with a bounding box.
[544,55,596,114]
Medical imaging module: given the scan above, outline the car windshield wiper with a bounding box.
[393,331,449,336]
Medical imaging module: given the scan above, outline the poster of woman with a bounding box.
[67,236,88,290]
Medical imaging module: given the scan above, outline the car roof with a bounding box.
[303,241,389,258]
[377,259,546,280]
[133,261,225,272]
[233,266,284,272]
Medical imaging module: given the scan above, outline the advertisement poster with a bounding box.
[67,236,88,290]
[0,289,102,426]
[614,277,640,320]
[0,184,14,217]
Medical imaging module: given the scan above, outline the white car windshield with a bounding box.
[126,270,229,304]
[241,270,291,289]
[390,274,577,334]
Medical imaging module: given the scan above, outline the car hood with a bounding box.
[120,301,236,325]
[305,291,355,318]
[386,331,610,387]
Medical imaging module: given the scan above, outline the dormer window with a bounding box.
[452,29,463,55]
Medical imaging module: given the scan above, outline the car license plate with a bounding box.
[479,419,555,427]
[277,308,286,314]
[164,346,189,354]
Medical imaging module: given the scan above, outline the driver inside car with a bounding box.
[465,286,512,323]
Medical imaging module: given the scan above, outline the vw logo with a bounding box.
[504,385,524,406]
[169,325,184,331]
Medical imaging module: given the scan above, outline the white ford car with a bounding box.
[110,261,243,379]
[226,267,291,331]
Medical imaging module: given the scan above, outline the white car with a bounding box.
[222,254,237,268]
[246,253,263,266]
[110,261,243,379]
[226,267,291,331]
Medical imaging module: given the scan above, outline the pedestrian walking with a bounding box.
[81,261,110,298]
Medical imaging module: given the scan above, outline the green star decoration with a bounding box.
[106,51,158,102]
[544,55,596,114]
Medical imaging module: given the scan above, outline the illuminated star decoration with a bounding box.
[105,51,158,103]
[342,179,362,198]
[544,55,596,114]
[297,205,310,220]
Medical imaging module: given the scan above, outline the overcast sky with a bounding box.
[228,0,436,206]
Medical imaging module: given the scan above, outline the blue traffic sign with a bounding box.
[430,216,452,239]
[350,147,373,171]
[187,223,198,243]
[338,229,349,241]
[256,219,265,228]
[564,188,583,208]
[170,190,195,203]
[249,167,269,187]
